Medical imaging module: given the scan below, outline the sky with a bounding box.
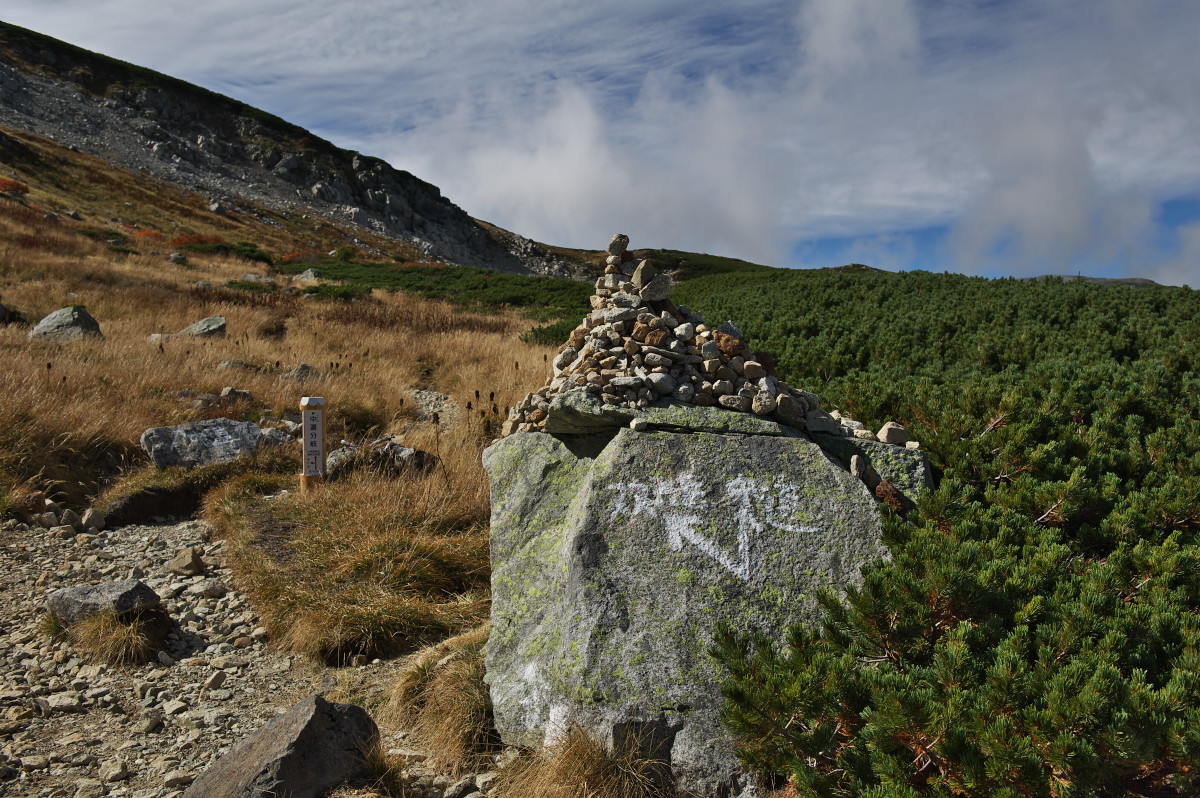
[5,1,1200,285]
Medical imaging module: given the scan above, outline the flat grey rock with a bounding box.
[178,315,226,337]
[140,418,265,469]
[544,391,803,438]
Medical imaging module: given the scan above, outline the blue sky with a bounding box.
[4,1,1200,284]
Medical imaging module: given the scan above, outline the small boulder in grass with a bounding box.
[28,306,103,343]
[178,315,226,338]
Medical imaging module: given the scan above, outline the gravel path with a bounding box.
[0,515,442,798]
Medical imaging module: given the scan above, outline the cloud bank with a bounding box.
[5,0,1200,283]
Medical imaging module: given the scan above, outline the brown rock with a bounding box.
[742,361,765,380]
[168,547,205,576]
[713,331,748,358]
[631,322,650,342]
[875,479,916,514]
[644,329,670,348]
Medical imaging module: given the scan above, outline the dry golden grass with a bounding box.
[66,608,172,666]
[494,724,678,798]
[204,448,493,661]
[386,624,498,775]
[1,185,556,508]
[3,128,560,670]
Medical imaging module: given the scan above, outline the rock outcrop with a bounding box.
[485,415,889,796]
[27,305,103,343]
[484,236,932,797]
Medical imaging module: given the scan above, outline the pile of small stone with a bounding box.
[503,234,920,451]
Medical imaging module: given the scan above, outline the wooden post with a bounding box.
[300,396,325,493]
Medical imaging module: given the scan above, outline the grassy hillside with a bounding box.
[0,128,568,673]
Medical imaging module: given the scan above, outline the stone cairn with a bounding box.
[503,233,921,453]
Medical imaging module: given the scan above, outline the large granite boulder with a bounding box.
[183,694,378,798]
[140,418,265,469]
[28,305,103,342]
[483,400,901,797]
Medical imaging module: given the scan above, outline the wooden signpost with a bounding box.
[300,396,325,493]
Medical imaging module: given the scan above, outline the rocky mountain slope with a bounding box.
[0,21,573,276]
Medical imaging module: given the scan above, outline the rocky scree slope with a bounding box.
[0,21,571,276]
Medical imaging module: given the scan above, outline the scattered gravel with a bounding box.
[0,515,495,797]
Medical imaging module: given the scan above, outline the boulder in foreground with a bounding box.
[183,694,378,798]
[484,414,889,797]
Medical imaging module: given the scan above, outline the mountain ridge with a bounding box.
[0,20,580,277]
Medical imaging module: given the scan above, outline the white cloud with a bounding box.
[1148,222,1200,287]
[3,1,1200,283]
[798,0,919,82]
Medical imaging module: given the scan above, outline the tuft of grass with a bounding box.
[39,611,67,641]
[355,736,410,798]
[95,449,298,525]
[387,625,497,775]
[67,608,172,666]
[494,723,677,798]
[204,429,493,663]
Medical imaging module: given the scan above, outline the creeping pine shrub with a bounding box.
[706,270,1200,797]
